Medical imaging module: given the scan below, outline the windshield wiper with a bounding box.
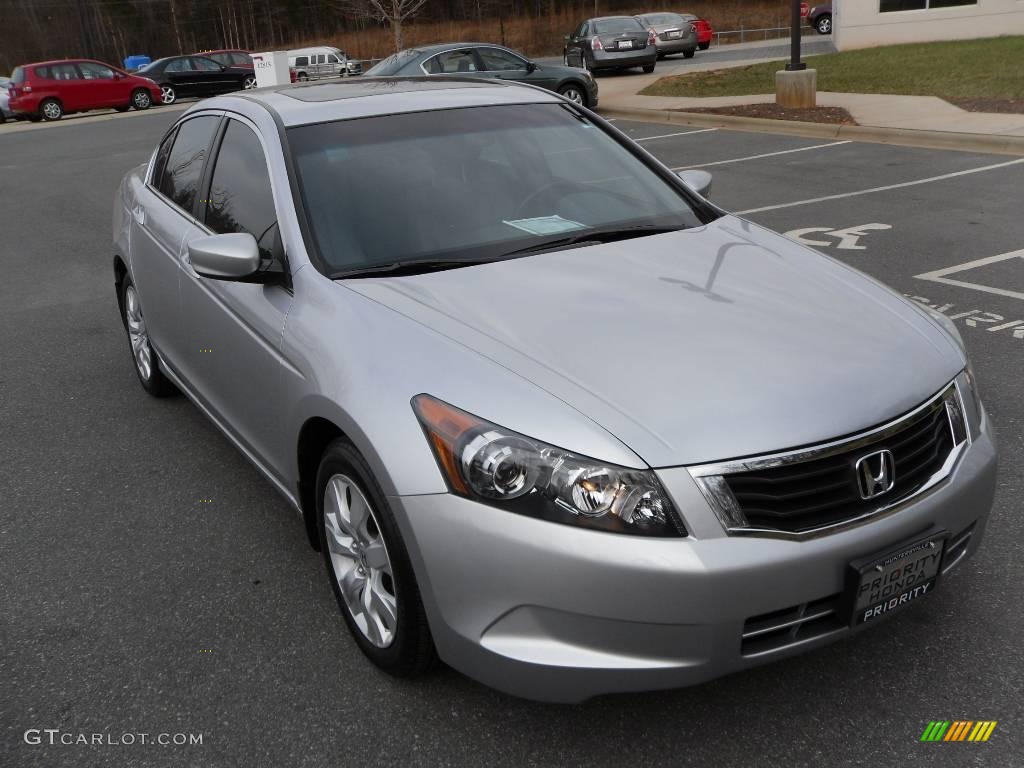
[330,259,487,279]
[499,225,684,259]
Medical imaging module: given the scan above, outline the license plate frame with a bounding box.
[618,40,634,49]
[843,531,947,628]
[666,30,682,39]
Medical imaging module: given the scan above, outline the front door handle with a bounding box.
[132,205,145,226]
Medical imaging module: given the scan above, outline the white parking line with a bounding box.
[915,250,1024,301]
[634,128,719,142]
[672,141,851,170]
[737,157,1024,215]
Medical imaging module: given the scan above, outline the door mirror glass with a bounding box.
[188,233,261,280]
[677,169,712,197]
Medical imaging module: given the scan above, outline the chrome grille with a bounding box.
[691,382,969,538]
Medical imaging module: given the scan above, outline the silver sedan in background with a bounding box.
[636,12,699,58]
[113,77,996,702]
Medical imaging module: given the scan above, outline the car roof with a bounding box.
[412,42,519,55]
[590,16,642,22]
[194,77,562,127]
[25,58,107,68]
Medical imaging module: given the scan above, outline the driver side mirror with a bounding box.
[526,61,537,73]
[188,233,261,281]
[677,169,713,198]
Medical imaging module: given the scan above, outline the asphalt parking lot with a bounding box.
[1,108,1021,767]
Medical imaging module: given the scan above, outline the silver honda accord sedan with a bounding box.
[113,77,997,702]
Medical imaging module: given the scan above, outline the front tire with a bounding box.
[159,84,176,105]
[642,63,656,74]
[120,277,177,397]
[131,88,152,110]
[317,439,435,677]
[683,48,696,59]
[557,82,588,107]
[297,72,309,82]
[39,98,63,121]
[817,14,832,34]
[698,41,710,50]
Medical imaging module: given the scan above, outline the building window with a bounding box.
[880,0,977,11]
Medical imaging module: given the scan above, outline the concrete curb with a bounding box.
[597,105,1024,156]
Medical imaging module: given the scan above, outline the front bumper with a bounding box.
[394,412,997,702]
[590,48,657,70]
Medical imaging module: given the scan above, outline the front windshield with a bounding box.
[364,50,420,76]
[288,103,706,276]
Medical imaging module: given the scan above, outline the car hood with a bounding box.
[346,216,964,467]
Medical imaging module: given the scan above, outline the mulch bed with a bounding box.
[674,103,857,125]
[946,97,1024,114]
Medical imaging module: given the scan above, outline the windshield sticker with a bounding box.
[503,216,588,236]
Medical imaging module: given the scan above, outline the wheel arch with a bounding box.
[296,416,347,550]
[113,254,129,321]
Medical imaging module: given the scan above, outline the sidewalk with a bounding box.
[593,41,1024,150]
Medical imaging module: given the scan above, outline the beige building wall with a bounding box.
[834,0,1024,50]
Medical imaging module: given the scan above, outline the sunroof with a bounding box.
[281,79,498,102]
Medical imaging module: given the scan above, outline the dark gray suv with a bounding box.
[564,15,658,74]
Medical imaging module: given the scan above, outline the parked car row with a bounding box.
[1,44,360,123]
[563,11,715,75]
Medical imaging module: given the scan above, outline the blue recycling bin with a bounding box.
[123,55,151,71]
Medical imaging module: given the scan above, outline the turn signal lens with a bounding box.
[412,395,685,537]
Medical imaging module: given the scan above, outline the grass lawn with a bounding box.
[640,36,1024,102]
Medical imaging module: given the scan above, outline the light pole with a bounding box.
[786,0,806,71]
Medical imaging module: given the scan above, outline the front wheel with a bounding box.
[817,14,832,34]
[557,82,588,107]
[642,63,656,74]
[39,98,63,121]
[120,277,177,397]
[131,88,152,110]
[159,84,176,105]
[698,41,710,50]
[317,439,435,676]
[297,72,309,82]
[683,48,696,59]
[243,74,257,89]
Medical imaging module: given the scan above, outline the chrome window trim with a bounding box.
[689,379,969,540]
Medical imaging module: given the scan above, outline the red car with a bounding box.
[688,16,713,50]
[8,59,162,121]
[194,48,254,70]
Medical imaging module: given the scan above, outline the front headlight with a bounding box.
[412,395,685,537]
[958,365,985,439]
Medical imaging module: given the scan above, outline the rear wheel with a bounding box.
[683,48,696,59]
[297,72,309,82]
[816,14,832,34]
[317,439,435,676]
[642,63,656,74]
[131,88,152,110]
[243,74,257,89]
[120,277,177,397]
[39,98,63,121]
[698,41,710,50]
[159,84,176,105]
[557,82,587,107]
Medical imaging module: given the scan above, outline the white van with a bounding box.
[287,46,350,80]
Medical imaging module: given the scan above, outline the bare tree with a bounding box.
[337,0,429,52]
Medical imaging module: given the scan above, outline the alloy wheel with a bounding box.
[561,87,584,105]
[243,75,257,89]
[41,101,62,120]
[133,91,151,109]
[819,17,832,34]
[160,86,176,105]
[124,285,152,380]
[323,474,398,648]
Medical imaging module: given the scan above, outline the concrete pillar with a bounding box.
[776,68,817,109]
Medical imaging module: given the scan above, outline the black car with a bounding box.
[365,43,598,107]
[137,55,256,105]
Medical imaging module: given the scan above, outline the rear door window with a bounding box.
[295,56,309,66]
[78,62,115,79]
[423,49,480,74]
[157,116,220,215]
[165,58,192,73]
[42,63,80,81]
